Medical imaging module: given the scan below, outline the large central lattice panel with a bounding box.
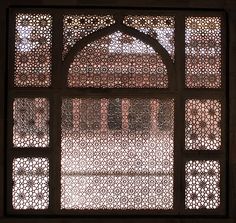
[61,98,174,209]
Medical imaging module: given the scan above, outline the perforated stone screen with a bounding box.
[61,98,174,209]
[8,10,226,216]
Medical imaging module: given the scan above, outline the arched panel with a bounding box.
[68,31,169,88]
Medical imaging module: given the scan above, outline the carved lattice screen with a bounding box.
[8,9,225,216]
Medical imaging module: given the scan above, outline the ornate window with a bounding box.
[7,9,226,216]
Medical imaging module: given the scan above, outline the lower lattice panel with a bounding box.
[185,160,220,209]
[12,157,49,209]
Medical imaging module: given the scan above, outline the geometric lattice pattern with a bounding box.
[14,14,52,87]
[185,99,221,150]
[123,15,175,60]
[13,98,49,147]
[185,17,221,88]
[185,160,220,209]
[63,15,115,59]
[61,98,174,209]
[12,157,49,209]
[68,31,168,88]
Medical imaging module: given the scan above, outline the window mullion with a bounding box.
[174,13,185,214]
[49,11,63,213]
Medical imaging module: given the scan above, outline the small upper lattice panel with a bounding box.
[185,99,221,150]
[68,31,168,88]
[185,17,221,88]
[12,157,49,209]
[15,14,52,87]
[123,16,175,60]
[13,98,50,147]
[185,160,220,209]
[63,15,115,59]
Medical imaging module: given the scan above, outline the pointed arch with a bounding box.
[62,23,175,88]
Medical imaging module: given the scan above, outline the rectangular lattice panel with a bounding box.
[185,160,220,209]
[12,157,49,209]
[13,98,50,147]
[61,98,174,209]
[185,17,221,88]
[185,99,221,150]
[14,14,52,87]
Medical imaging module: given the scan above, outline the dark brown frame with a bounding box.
[0,2,232,222]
